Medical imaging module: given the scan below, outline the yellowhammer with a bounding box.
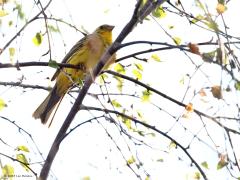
[33,24,115,126]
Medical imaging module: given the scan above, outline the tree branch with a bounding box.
[39,0,168,179]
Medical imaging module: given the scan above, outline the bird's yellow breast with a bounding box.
[55,33,107,95]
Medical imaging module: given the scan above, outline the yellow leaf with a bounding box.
[2,164,14,180]
[16,145,30,153]
[0,98,7,110]
[16,153,29,172]
[132,69,142,80]
[32,32,43,46]
[111,99,122,108]
[141,89,152,102]
[211,85,223,99]
[152,6,166,18]
[151,54,161,62]
[9,47,15,57]
[0,9,8,17]
[114,63,125,74]
[216,3,227,14]
[82,176,90,180]
[173,37,181,45]
[169,141,176,149]
[127,156,135,165]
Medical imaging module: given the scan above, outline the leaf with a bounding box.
[202,50,216,62]
[185,103,194,112]
[152,6,166,18]
[194,172,201,180]
[134,63,143,71]
[141,89,151,102]
[99,74,108,84]
[169,141,177,149]
[199,88,207,97]
[192,14,205,24]
[235,82,240,91]
[188,43,201,56]
[195,0,205,11]
[113,76,123,92]
[217,159,228,170]
[216,3,227,14]
[114,63,125,74]
[173,37,181,45]
[16,145,30,153]
[48,25,60,32]
[111,99,122,108]
[9,47,15,57]
[145,176,150,180]
[211,85,223,99]
[205,20,218,31]
[132,69,142,80]
[14,2,25,20]
[0,98,7,111]
[2,164,14,180]
[127,156,136,165]
[16,153,29,172]
[0,9,8,17]
[82,176,90,180]
[48,60,59,68]
[201,161,209,169]
[151,54,161,62]
[32,32,43,46]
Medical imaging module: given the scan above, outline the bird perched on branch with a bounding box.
[33,24,115,126]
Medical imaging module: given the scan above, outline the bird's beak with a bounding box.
[108,25,115,31]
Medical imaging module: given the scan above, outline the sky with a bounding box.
[0,0,240,180]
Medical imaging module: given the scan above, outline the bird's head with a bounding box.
[95,24,114,45]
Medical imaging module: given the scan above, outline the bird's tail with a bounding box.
[33,85,63,125]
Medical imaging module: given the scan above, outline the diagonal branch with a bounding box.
[39,0,168,179]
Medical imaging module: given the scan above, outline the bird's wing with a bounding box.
[51,36,87,81]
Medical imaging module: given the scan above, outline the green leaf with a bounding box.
[151,54,161,62]
[235,82,240,91]
[217,159,227,170]
[152,6,166,18]
[201,161,209,169]
[194,172,201,180]
[202,50,216,62]
[2,164,14,180]
[111,99,122,108]
[48,60,59,68]
[132,69,142,80]
[16,145,30,153]
[173,37,181,45]
[114,63,125,74]
[48,25,60,32]
[192,14,205,24]
[32,32,43,46]
[14,2,25,20]
[16,153,29,172]
[0,98,7,111]
[205,20,219,31]
[141,89,152,102]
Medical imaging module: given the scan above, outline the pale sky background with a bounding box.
[0,0,240,179]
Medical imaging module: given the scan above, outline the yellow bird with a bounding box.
[33,24,115,126]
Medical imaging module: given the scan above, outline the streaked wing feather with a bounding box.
[51,36,86,81]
